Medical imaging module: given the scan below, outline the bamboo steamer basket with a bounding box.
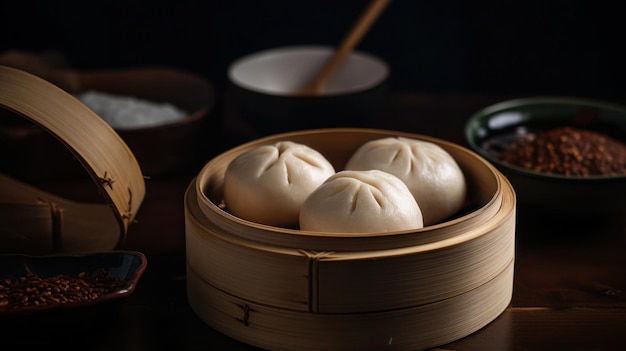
[185,128,516,350]
[0,65,145,254]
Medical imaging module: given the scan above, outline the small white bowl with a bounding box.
[229,45,388,96]
[227,46,389,135]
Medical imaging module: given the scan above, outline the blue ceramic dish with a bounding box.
[0,250,147,315]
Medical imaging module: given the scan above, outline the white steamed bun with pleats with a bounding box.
[345,137,466,226]
[223,141,335,228]
[299,169,423,233]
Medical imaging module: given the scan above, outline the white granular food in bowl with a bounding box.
[77,90,187,130]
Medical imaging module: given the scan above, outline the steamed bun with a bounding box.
[223,141,335,227]
[345,137,466,226]
[299,170,423,233]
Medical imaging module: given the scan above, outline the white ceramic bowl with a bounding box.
[229,46,388,96]
[227,46,389,135]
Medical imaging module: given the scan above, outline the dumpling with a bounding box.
[299,169,423,233]
[223,141,335,227]
[345,137,466,226]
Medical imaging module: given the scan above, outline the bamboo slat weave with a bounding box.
[0,65,145,253]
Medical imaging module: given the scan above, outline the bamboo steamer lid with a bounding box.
[185,128,516,350]
[0,65,145,253]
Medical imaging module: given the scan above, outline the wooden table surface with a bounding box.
[3,92,625,350]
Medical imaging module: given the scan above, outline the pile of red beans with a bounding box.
[0,266,128,311]
[499,127,626,176]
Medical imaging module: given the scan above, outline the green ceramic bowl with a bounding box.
[465,96,626,218]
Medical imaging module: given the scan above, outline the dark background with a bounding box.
[1,0,625,100]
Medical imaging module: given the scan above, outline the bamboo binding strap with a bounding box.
[0,65,145,254]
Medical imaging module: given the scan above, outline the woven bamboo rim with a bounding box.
[195,128,503,250]
[185,128,516,350]
[0,65,145,253]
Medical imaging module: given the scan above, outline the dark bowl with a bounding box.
[0,67,218,180]
[465,96,626,219]
[0,250,147,316]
